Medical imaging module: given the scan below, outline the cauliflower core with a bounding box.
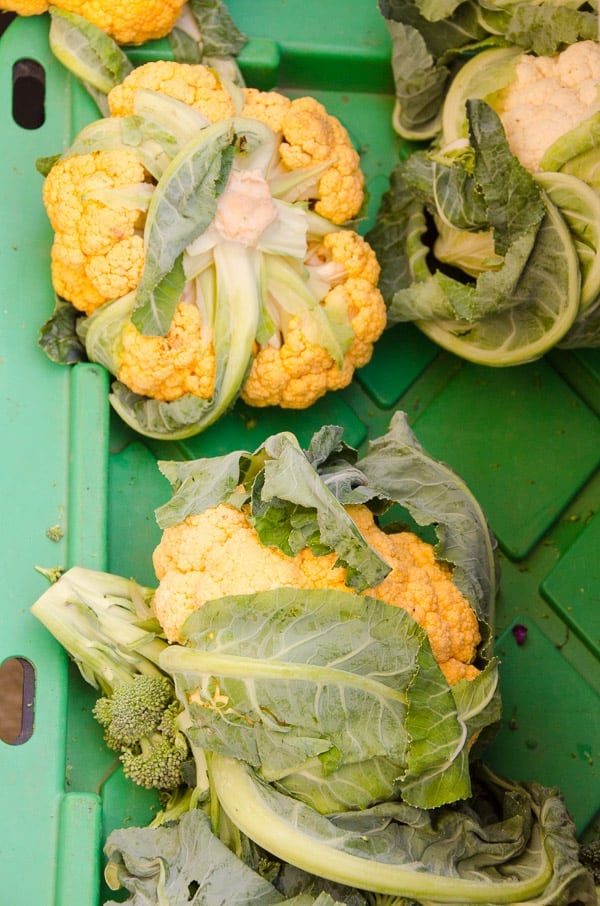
[214,169,278,245]
[152,504,481,685]
[495,40,600,172]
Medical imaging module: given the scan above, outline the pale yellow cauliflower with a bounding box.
[3,0,186,44]
[42,148,150,315]
[494,40,600,172]
[152,504,481,685]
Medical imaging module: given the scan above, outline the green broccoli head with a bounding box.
[93,675,173,748]
[93,675,190,790]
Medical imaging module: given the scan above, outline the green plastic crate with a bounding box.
[0,6,598,904]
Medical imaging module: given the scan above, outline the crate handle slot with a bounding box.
[12,57,45,130]
[0,656,35,744]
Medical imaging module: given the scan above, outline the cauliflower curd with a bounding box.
[152,503,481,686]
[494,40,600,172]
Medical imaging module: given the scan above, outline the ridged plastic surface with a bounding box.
[0,7,598,904]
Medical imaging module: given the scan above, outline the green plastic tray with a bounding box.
[0,7,598,904]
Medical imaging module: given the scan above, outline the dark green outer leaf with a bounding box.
[386,21,450,133]
[104,809,283,905]
[168,26,204,64]
[559,295,600,348]
[210,755,597,904]
[364,163,431,305]
[188,0,248,56]
[505,5,598,56]
[355,411,498,627]
[168,587,475,810]
[258,433,390,591]
[467,100,544,256]
[38,297,87,364]
[156,449,251,527]
[379,0,487,58]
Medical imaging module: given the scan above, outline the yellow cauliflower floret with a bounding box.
[239,90,363,222]
[1,0,48,13]
[152,502,481,685]
[118,301,215,402]
[241,87,292,133]
[241,231,386,409]
[320,231,381,285]
[107,61,236,121]
[50,233,108,313]
[331,277,388,369]
[42,148,150,315]
[242,324,333,409]
[3,0,185,44]
[279,97,364,224]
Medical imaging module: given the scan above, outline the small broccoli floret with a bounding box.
[30,568,191,792]
[93,675,174,749]
[93,675,189,790]
[119,730,188,791]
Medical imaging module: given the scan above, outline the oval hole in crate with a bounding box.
[12,58,45,129]
[0,657,35,744]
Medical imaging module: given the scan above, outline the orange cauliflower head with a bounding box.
[152,503,480,685]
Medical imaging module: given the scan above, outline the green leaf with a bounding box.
[380,0,488,138]
[415,197,581,365]
[257,432,390,591]
[109,242,260,441]
[386,21,449,136]
[79,290,136,376]
[167,26,204,64]
[133,120,236,336]
[162,587,477,810]
[188,0,248,57]
[104,809,283,905]
[210,756,596,905]
[38,297,87,364]
[504,4,598,56]
[48,7,133,94]
[155,449,252,528]
[364,162,432,305]
[467,99,545,256]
